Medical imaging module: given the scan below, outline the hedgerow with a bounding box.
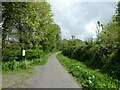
[57,53,120,88]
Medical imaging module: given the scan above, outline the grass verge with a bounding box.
[2,52,52,73]
[57,53,120,88]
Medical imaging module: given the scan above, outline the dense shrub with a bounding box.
[3,49,20,62]
[2,60,31,71]
[62,43,120,80]
[2,48,44,62]
[2,52,51,71]
[26,49,43,60]
[102,45,120,80]
[62,46,75,58]
[2,48,50,71]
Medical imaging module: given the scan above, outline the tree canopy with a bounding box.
[2,2,61,61]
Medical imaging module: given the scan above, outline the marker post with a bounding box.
[22,50,25,60]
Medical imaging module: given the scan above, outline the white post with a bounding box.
[22,50,25,56]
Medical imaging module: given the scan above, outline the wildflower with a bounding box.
[92,75,95,78]
[88,80,92,84]
[89,77,92,79]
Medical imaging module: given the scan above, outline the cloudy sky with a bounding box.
[47,0,118,40]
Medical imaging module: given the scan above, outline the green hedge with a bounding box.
[62,43,120,80]
[2,48,44,61]
[2,52,51,71]
[26,49,43,60]
[3,49,20,62]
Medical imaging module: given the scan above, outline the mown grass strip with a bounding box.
[57,53,120,88]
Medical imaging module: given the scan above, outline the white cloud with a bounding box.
[61,29,71,39]
[85,22,97,38]
[47,0,117,40]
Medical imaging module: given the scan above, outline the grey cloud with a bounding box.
[48,0,117,40]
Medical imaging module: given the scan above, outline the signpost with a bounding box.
[22,50,25,56]
[22,50,25,60]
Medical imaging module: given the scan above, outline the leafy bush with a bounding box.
[102,46,120,80]
[26,49,43,60]
[2,60,31,71]
[62,46,75,58]
[2,48,44,61]
[2,52,51,72]
[3,49,20,62]
[62,42,120,80]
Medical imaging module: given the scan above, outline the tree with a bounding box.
[116,1,120,43]
[2,2,61,61]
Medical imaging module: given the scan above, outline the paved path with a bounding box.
[28,53,80,88]
[2,53,81,88]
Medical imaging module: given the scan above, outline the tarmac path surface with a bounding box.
[2,53,81,88]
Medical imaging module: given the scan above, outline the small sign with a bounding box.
[22,50,25,56]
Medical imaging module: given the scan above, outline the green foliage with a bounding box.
[2,2,61,62]
[102,46,120,80]
[2,52,51,72]
[31,52,51,66]
[62,39,120,80]
[2,60,31,71]
[26,49,43,60]
[57,53,120,88]
[3,49,20,62]
[116,1,120,26]
[61,7,120,80]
